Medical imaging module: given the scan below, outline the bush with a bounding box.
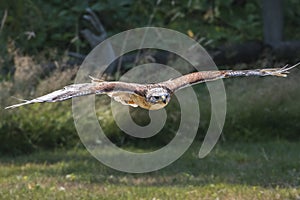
[0,103,77,155]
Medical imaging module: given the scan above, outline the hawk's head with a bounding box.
[145,87,171,107]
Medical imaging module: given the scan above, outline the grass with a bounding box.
[1,141,300,199]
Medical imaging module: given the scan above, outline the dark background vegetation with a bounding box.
[0,0,299,155]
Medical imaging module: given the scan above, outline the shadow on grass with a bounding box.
[1,140,300,188]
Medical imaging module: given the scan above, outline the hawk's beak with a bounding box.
[162,96,167,104]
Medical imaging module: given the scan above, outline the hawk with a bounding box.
[5,63,299,110]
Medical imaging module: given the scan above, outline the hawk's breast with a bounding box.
[107,92,167,110]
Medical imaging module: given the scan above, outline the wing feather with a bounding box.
[5,81,146,109]
[161,71,223,92]
[161,62,300,92]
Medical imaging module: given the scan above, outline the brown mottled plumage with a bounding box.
[5,63,299,110]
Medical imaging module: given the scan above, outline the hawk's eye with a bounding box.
[150,96,160,102]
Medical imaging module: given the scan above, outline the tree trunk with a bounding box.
[262,0,283,47]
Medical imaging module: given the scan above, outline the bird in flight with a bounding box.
[5,63,299,110]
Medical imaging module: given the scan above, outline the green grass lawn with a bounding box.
[1,141,300,200]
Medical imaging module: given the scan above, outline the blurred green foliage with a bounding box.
[0,0,300,154]
[1,0,299,56]
[0,0,88,54]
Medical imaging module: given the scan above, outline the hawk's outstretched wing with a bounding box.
[5,62,299,110]
[162,63,300,92]
[5,79,147,109]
